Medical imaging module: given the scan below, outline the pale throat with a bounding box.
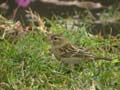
[52,41,68,48]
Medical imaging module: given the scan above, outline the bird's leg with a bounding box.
[68,64,75,71]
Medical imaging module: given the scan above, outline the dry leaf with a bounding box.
[40,0,104,9]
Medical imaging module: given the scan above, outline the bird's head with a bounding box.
[46,34,68,47]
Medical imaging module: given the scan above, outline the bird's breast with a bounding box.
[52,48,63,60]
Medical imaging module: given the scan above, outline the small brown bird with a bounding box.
[46,34,112,67]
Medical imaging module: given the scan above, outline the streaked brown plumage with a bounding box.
[46,34,112,67]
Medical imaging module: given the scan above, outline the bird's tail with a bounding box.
[95,57,112,61]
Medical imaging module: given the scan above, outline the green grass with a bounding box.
[0,21,120,90]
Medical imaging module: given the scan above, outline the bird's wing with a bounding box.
[73,48,94,58]
[59,43,94,58]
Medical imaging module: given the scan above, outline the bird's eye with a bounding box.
[53,37,58,40]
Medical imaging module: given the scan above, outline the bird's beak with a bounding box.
[43,36,52,43]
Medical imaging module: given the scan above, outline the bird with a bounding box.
[46,33,112,68]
